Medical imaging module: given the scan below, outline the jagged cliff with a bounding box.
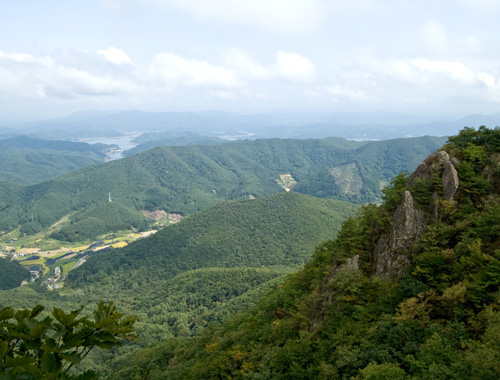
[373,190,426,279]
[111,127,500,380]
[372,150,460,280]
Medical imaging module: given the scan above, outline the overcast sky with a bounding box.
[2,0,500,122]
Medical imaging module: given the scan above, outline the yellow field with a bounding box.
[112,241,128,248]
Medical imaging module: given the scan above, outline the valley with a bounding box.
[0,134,447,244]
[106,126,500,380]
[1,228,159,288]
[1,122,495,378]
[0,190,360,375]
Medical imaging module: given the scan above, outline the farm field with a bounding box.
[1,229,157,287]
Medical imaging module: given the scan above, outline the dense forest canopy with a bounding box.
[0,135,445,239]
[111,126,500,379]
[0,135,108,186]
[0,192,358,376]
[0,258,29,290]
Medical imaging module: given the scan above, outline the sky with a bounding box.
[2,0,500,123]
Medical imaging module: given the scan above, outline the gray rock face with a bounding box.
[373,191,426,280]
[372,150,460,280]
[409,151,459,201]
[442,159,459,201]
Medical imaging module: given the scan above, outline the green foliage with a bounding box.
[359,362,406,380]
[0,192,357,375]
[0,301,136,379]
[0,135,107,186]
[20,221,44,236]
[381,172,408,210]
[51,202,148,242]
[116,127,500,380]
[67,193,358,289]
[1,135,445,237]
[408,178,433,207]
[447,126,500,152]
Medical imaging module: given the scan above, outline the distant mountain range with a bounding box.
[1,110,499,142]
[0,135,110,185]
[0,135,446,239]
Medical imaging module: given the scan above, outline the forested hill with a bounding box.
[67,192,358,291]
[0,192,357,371]
[0,135,108,185]
[123,131,226,156]
[114,127,500,379]
[0,135,445,237]
[0,258,29,290]
[0,135,107,154]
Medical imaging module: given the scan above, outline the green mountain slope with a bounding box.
[0,191,358,374]
[0,135,108,185]
[0,180,26,232]
[0,135,445,237]
[50,201,148,242]
[116,127,500,380]
[0,258,29,290]
[68,192,358,290]
[124,131,225,156]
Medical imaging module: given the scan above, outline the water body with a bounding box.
[79,134,139,160]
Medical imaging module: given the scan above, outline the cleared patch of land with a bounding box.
[277,174,297,192]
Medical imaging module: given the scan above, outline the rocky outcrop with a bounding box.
[373,191,426,280]
[409,150,460,220]
[373,151,461,280]
[409,151,459,201]
[442,159,459,201]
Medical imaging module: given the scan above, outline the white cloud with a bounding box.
[0,50,53,65]
[206,90,238,100]
[0,49,139,99]
[223,49,317,84]
[324,47,500,108]
[142,0,329,33]
[411,59,478,86]
[275,51,318,84]
[459,0,500,8]
[0,47,318,108]
[149,53,245,89]
[98,47,133,64]
[421,20,449,53]
[420,20,480,57]
[223,50,271,81]
[326,85,376,102]
[41,67,138,97]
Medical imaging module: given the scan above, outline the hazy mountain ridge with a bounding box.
[0,135,109,185]
[4,110,498,141]
[124,132,226,156]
